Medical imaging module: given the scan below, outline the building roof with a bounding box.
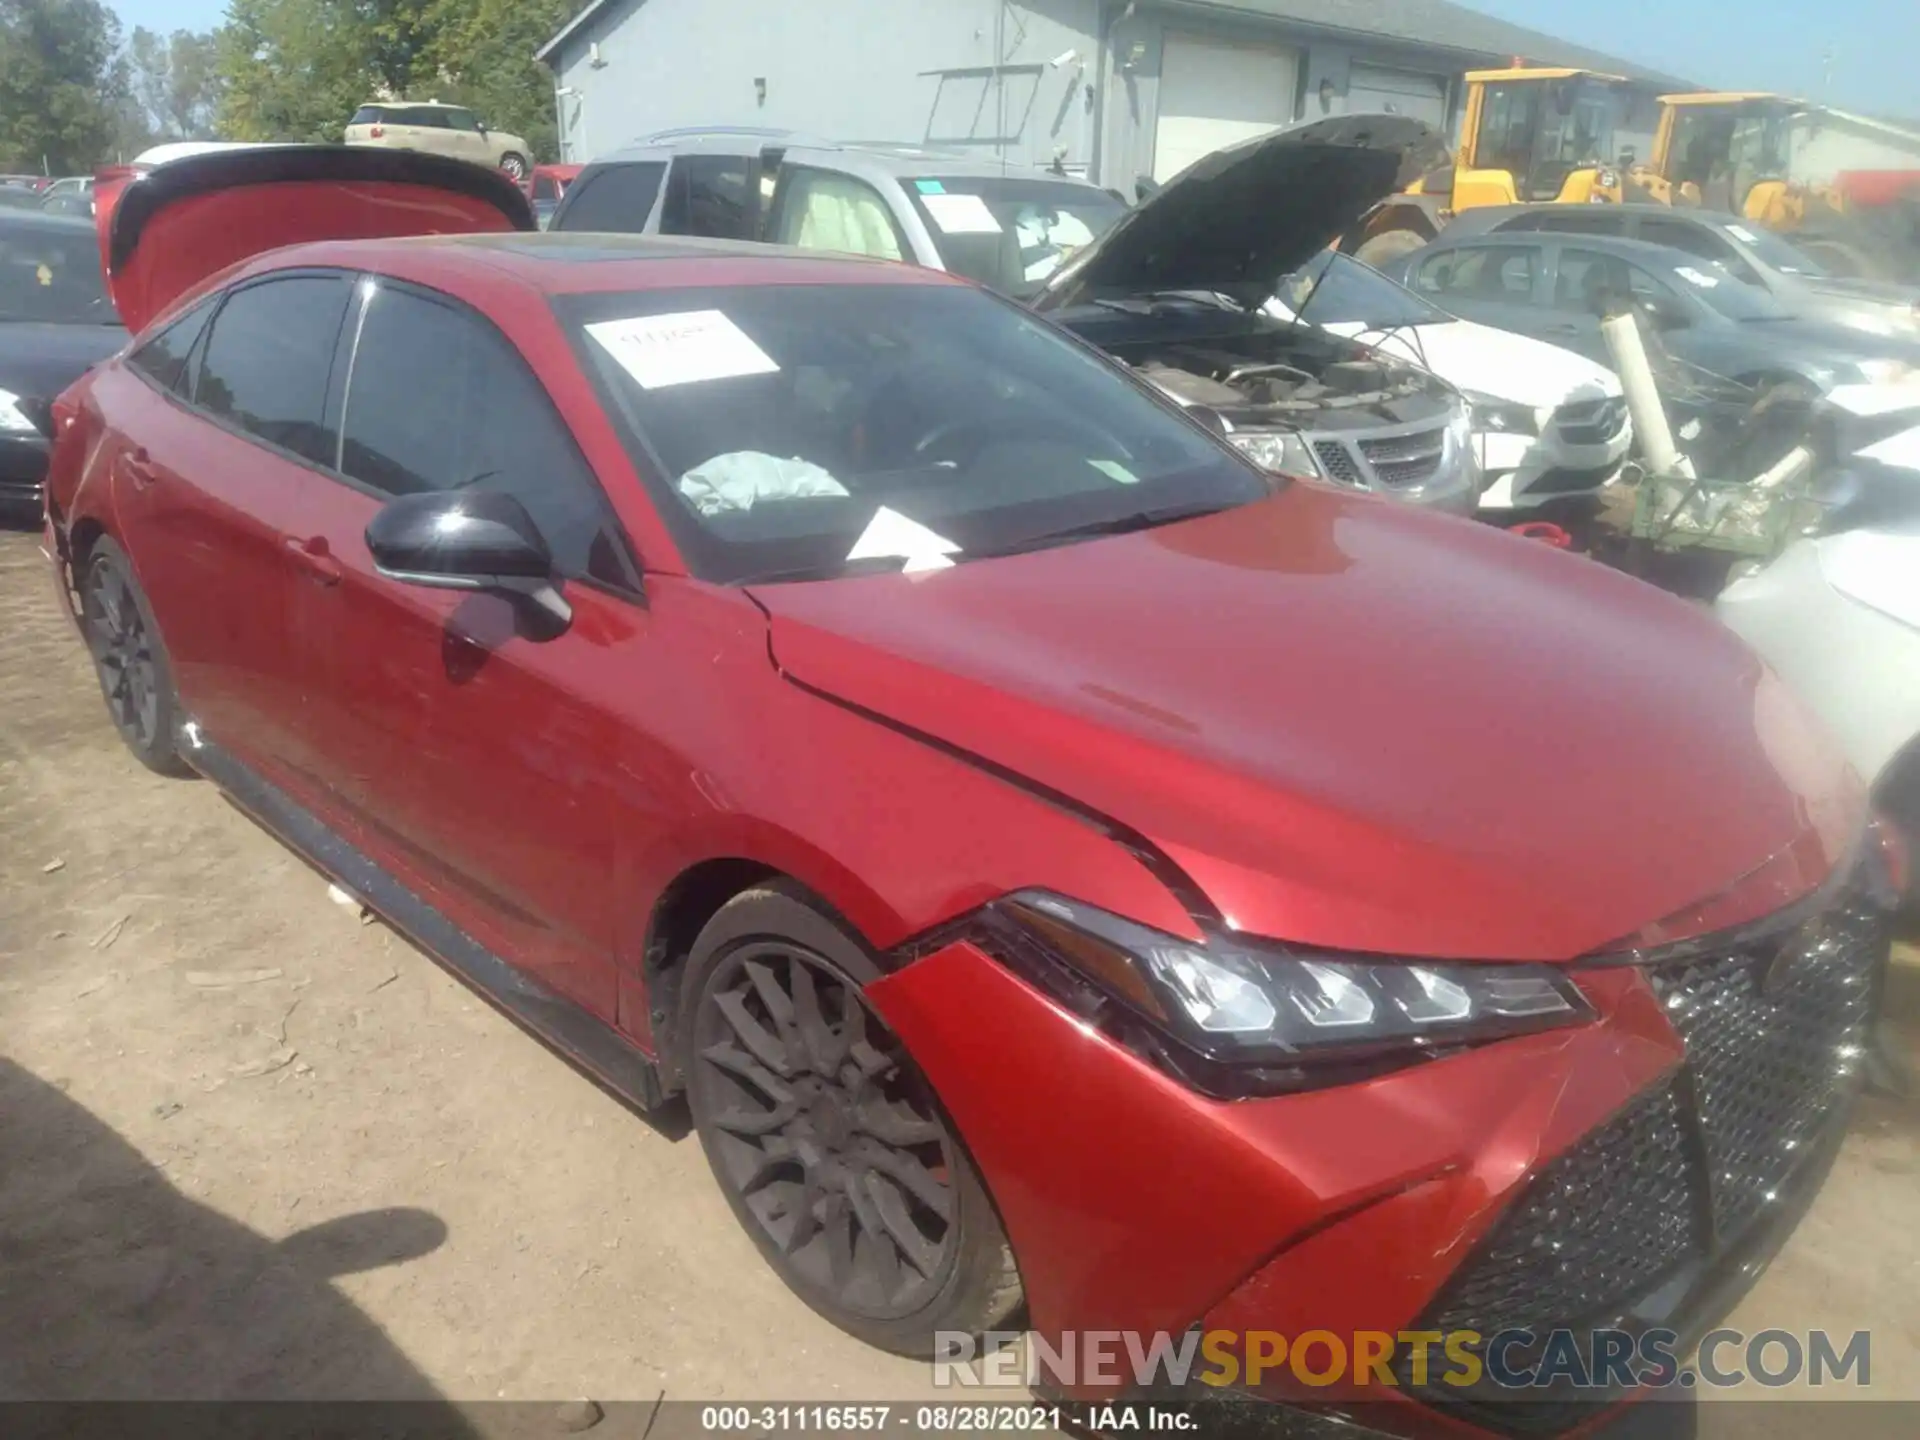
[1178,1,1695,88]
[540,0,1695,87]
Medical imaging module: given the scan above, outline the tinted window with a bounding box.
[903,176,1125,299]
[560,283,1268,585]
[444,109,481,133]
[128,296,216,393]
[341,285,633,587]
[0,217,114,324]
[1554,249,1696,316]
[350,106,383,125]
[770,167,905,261]
[531,173,559,202]
[659,155,755,239]
[195,276,351,465]
[403,108,448,129]
[554,162,666,233]
[1414,247,1538,303]
[1276,250,1446,328]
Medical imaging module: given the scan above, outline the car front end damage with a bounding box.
[865,827,1901,1437]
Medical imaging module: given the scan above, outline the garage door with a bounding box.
[1346,64,1449,129]
[1153,34,1299,183]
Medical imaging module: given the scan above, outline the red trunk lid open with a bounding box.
[94,145,535,333]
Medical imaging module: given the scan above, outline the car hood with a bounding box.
[1033,114,1447,312]
[94,145,534,332]
[1308,316,1621,409]
[751,487,1860,960]
[0,321,127,402]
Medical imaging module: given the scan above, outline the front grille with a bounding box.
[1554,396,1628,445]
[1409,859,1890,1436]
[1357,430,1444,488]
[1312,440,1361,484]
[1648,894,1882,1240]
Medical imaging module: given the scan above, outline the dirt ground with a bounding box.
[1,525,1915,1427]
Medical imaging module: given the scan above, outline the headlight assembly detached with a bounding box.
[979,891,1593,1096]
[1227,428,1324,478]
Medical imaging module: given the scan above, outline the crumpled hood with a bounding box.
[1034,113,1447,311]
[753,487,1860,960]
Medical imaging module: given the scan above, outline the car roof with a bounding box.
[361,99,471,109]
[240,229,967,296]
[588,128,1106,188]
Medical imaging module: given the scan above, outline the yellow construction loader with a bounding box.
[1346,67,1640,266]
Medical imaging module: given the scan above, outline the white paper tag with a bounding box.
[586,309,780,390]
[1674,266,1720,289]
[1725,224,1759,244]
[846,506,960,572]
[920,192,1003,235]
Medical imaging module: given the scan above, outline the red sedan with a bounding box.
[46,147,1901,1434]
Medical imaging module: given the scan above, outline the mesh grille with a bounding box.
[1647,890,1883,1241]
[1425,1081,1703,1338]
[1312,441,1360,484]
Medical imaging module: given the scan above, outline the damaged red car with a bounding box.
[45,145,1902,1437]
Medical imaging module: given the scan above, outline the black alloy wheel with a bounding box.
[80,539,189,776]
[693,940,959,1319]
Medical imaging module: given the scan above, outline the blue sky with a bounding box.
[115,0,1917,119]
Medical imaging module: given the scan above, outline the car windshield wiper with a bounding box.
[968,500,1241,559]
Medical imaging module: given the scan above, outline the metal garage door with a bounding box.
[1346,64,1448,129]
[1153,34,1299,183]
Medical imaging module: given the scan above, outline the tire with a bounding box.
[1354,227,1429,269]
[499,152,528,182]
[79,537,191,778]
[681,883,1022,1356]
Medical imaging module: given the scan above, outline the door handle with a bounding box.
[284,534,343,586]
[120,447,159,489]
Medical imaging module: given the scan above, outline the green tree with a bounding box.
[417,0,575,161]
[128,26,223,139]
[215,0,435,143]
[0,0,131,172]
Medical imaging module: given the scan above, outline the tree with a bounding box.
[127,26,223,140]
[417,0,576,161]
[0,0,131,172]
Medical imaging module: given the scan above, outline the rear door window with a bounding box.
[659,155,757,239]
[1415,246,1539,303]
[553,162,666,232]
[128,295,217,395]
[766,166,905,260]
[338,283,637,589]
[193,275,352,467]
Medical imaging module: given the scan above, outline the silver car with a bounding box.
[1441,202,1920,341]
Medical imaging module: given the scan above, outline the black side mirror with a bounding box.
[365,489,571,634]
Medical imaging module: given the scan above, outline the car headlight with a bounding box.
[0,387,38,433]
[983,891,1593,1096]
[1463,392,1539,436]
[1854,357,1912,384]
[1227,428,1323,478]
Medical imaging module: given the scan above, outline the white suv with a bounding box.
[344,102,531,180]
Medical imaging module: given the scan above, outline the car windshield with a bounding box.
[559,281,1269,584]
[1714,219,1830,278]
[1664,258,1792,320]
[904,177,1126,299]
[1272,250,1447,328]
[0,220,115,324]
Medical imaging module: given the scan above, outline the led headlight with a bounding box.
[1462,392,1540,437]
[1227,428,1324,478]
[0,387,38,434]
[988,891,1592,1095]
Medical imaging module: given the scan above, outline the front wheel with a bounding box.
[682,885,1022,1356]
[499,152,528,182]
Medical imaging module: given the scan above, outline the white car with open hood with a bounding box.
[1265,251,1633,513]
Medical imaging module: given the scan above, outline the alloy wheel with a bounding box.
[85,562,160,753]
[692,943,959,1320]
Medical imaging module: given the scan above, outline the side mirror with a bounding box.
[365,490,571,634]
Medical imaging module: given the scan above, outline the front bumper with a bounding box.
[0,431,50,515]
[1475,421,1633,512]
[868,858,1889,1438]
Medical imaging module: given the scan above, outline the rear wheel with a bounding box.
[80,537,190,777]
[1354,228,1429,269]
[499,152,528,182]
[682,885,1022,1356]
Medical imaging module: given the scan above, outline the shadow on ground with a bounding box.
[0,1055,480,1432]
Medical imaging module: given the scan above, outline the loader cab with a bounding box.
[1455,69,1627,209]
[1654,94,1802,218]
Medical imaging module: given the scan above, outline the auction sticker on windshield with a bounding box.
[920,192,1002,234]
[586,310,780,389]
[1675,266,1721,288]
